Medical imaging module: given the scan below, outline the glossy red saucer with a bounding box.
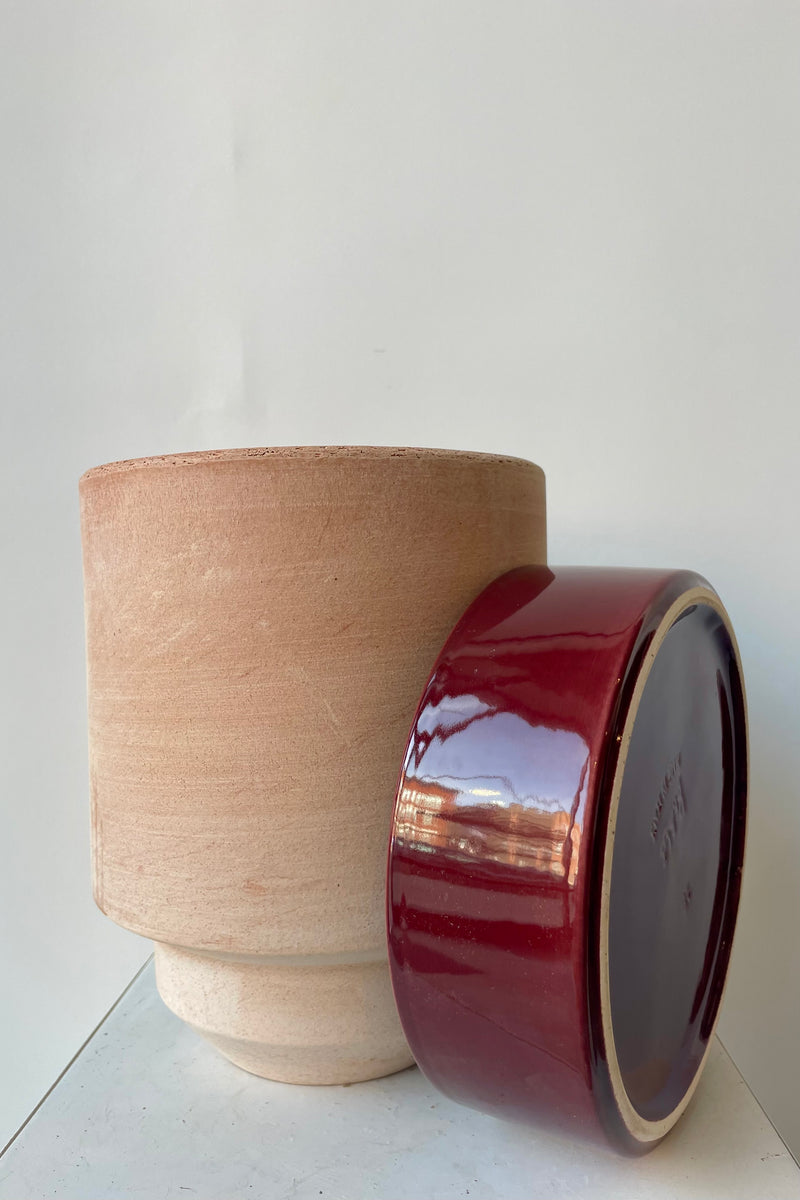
[387,566,747,1153]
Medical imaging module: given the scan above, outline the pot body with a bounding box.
[80,445,546,1083]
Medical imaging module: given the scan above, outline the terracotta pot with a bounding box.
[80,446,546,1083]
[387,565,747,1149]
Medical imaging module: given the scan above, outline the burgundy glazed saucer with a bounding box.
[387,566,747,1154]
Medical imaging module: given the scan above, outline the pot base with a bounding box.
[154,942,415,1085]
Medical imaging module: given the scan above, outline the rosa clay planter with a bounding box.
[79,446,546,1084]
[388,565,747,1151]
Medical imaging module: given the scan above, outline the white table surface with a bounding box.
[0,960,796,1200]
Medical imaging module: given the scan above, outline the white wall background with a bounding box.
[1,0,798,1157]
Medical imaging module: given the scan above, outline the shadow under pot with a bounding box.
[387,565,747,1153]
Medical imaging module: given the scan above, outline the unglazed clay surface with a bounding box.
[387,566,747,1149]
[80,446,546,1083]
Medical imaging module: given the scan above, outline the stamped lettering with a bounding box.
[650,755,688,865]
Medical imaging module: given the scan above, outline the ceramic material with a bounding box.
[80,446,546,1084]
[387,566,747,1151]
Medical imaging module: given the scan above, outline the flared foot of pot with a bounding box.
[154,942,414,1085]
[193,1027,414,1085]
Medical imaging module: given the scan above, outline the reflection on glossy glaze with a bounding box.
[395,715,586,882]
[387,566,747,1153]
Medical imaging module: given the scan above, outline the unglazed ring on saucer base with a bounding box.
[79,446,546,1084]
[387,566,747,1151]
